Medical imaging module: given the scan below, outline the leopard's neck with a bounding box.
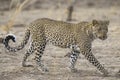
[81,22,95,41]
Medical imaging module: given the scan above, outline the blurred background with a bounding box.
[1,0,120,10]
[0,0,120,80]
[0,0,120,30]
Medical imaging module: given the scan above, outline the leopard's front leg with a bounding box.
[81,44,109,76]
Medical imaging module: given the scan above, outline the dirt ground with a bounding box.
[0,0,120,80]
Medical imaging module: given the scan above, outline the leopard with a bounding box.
[3,18,109,76]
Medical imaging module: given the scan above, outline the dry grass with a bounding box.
[0,0,29,33]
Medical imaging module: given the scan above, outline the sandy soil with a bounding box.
[0,0,120,80]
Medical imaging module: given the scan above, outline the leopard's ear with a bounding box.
[92,19,98,26]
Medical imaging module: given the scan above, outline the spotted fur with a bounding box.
[4,18,109,75]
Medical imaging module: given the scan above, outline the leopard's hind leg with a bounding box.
[69,45,80,72]
[34,42,48,72]
[22,41,35,67]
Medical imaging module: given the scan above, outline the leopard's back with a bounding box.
[28,18,78,48]
[28,18,97,48]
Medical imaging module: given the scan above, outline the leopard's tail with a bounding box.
[3,29,30,52]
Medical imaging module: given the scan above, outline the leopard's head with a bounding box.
[92,20,109,40]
